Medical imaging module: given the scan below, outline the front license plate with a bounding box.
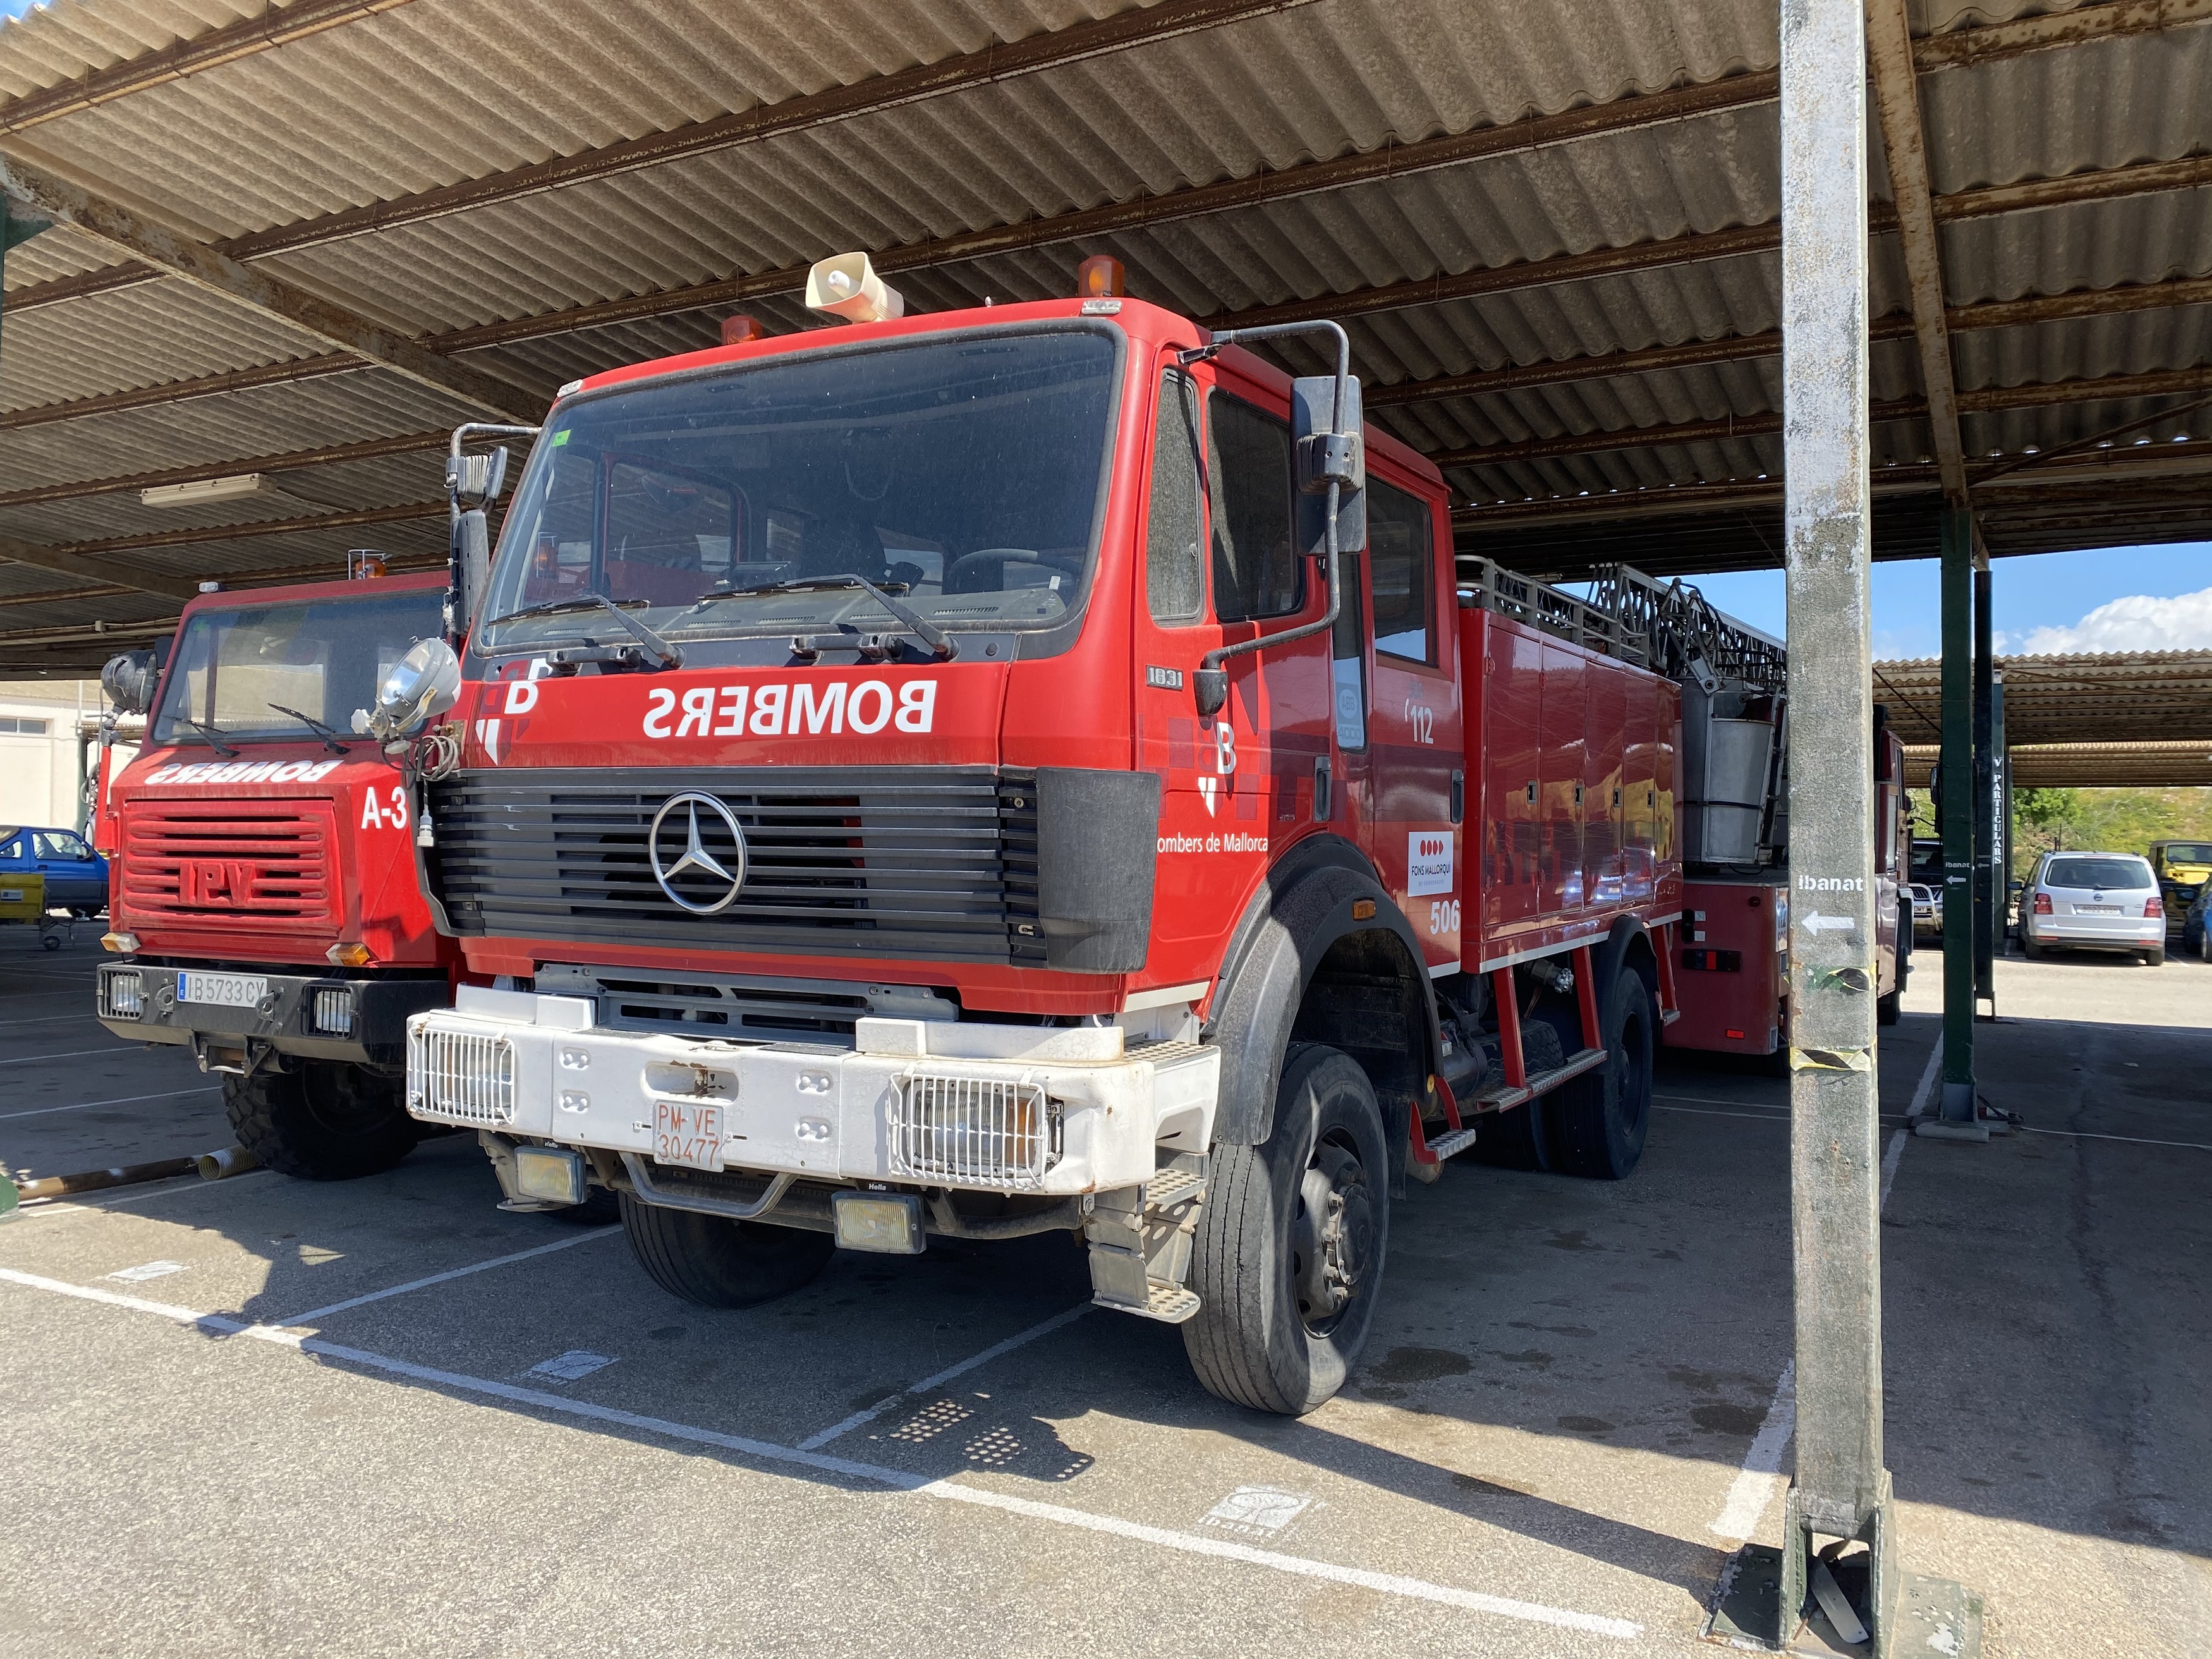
[653,1099,727,1171]
[179,971,268,1009]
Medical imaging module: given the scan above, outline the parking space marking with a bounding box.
[106,1260,187,1283]
[0,1045,141,1067]
[261,1225,623,1328]
[1710,1038,1940,1540]
[795,1302,1092,1450]
[2016,1126,2212,1152]
[0,1266,1642,1641]
[0,1010,106,1028]
[0,1085,221,1121]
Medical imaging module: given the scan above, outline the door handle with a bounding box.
[1313,756,1332,823]
[1450,769,1464,825]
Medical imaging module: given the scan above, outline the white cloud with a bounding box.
[2014,585,2212,656]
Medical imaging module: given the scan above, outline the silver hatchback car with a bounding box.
[2021,851,2166,965]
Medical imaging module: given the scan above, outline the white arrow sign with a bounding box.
[1801,912,1855,935]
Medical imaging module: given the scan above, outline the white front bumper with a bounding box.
[404,988,1220,1196]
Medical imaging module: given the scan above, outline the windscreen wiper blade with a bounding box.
[681,575,955,660]
[176,717,241,758]
[267,702,348,756]
[484,591,683,668]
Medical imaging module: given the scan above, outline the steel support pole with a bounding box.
[1938,508,1978,1119]
[1972,559,1995,1011]
[1778,0,1895,1645]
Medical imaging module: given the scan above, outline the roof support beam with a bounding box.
[0,0,422,135]
[0,430,449,509]
[1426,364,2212,471]
[0,529,201,600]
[0,149,548,422]
[1866,0,1971,508]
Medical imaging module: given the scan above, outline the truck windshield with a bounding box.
[149,588,446,748]
[480,327,1119,652]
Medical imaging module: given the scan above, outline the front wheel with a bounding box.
[1876,908,1905,1027]
[619,1195,834,1309]
[1552,969,1655,1179]
[1183,1045,1389,1416]
[224,1062,418,1181]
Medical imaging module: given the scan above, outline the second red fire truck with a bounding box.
[386,254,1900,1413]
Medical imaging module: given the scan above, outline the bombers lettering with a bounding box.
[143,758,345,786]
[643,679,939,739]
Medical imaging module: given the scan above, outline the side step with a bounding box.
[1426,1127,1480,1162]
[1471,1047,1607,1113]
[1088,1160,1205,1323]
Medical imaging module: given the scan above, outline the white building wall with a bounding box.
[0,681,97,832]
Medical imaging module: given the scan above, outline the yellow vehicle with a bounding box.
[0,867,59,950]
[2148,841,2212,933]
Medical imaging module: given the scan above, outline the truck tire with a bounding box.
[619,1194,834,1309]
[1182,1044,1389,1416]
[1550,971,1654,1181]
[224,1062,418,1181]
[1876,911,1905,1027]
[1470,1019,1564,1172]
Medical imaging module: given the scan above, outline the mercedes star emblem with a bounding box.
[648,791,748,915]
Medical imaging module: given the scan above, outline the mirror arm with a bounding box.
[446,422,542,645]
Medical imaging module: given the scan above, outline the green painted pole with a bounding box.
[1939,506,1978,1120]
[1972,561,1995,1010]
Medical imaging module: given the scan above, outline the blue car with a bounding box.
[0,825,111,916]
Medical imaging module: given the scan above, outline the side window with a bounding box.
[1206,393,1301,622]
[1368,480,1435,666]
[516,448,599,606]
[1146,370,1205,624]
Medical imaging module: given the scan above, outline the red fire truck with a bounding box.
[389,255,1897,1413]
[90,569,477,1181]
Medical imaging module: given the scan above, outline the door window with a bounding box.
[34,831,88,861]
[1368,481,1435,666]
[1206,394,1301,621]
[1146,370,1206,624]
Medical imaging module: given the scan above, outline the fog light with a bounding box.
[310,987,355,1036]
[102,931,139,954]
[514,1145,588,1206]
[832,1191,925,1255]
[102,969,143,1019]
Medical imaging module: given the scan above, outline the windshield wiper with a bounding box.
[680,575,956,661]
[176,717,241,758]
[268,702,349,756]
[484,592,683,668]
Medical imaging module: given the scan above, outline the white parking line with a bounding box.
[0,1010,104,1028]
[264,1225,623,1328]
[0,1265,1640,1643]
[1708,1036,1941,1541]
[0,1085,222,1121]
[796,1303,1093,1450]
[0,1045,140,1067]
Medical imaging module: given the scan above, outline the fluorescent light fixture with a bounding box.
[140,473,269,509]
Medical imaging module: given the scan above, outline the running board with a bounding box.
[1095,1282,1201,1323]
[1472,1047,1608,1113]
[1426,1127,1480,1162]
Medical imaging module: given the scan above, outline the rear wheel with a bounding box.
[1552,971,1655,1179]
[2199,925,2211,964]
[224,1062,417,1181]
[619,1195,834,1308]
[1876,907,1905,1026]
[2141,946,2165,967]
[1470,1019,1564,1171]
[1184,1045,1389,1416]
[2021,932,2042,961]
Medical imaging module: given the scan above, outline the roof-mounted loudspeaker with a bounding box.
[805,252,904,325]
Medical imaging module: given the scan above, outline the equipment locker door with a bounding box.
[1540,641,1588,918]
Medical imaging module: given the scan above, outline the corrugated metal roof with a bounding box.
[2,0,2209,670]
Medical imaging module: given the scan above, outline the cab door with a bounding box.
[1359,476,1463,970]
[1133,356,1330,977]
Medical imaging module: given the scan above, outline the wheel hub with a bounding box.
[1293,1139,1373,1330]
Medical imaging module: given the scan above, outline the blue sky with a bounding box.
[0,0,41,21]
[1675,542,2212,660]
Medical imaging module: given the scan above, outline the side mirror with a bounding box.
[452,508,492,640]
[444,446,509,506]
[363,636,461,741]
[100,650,159,716]
[1291,374,1365,557]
